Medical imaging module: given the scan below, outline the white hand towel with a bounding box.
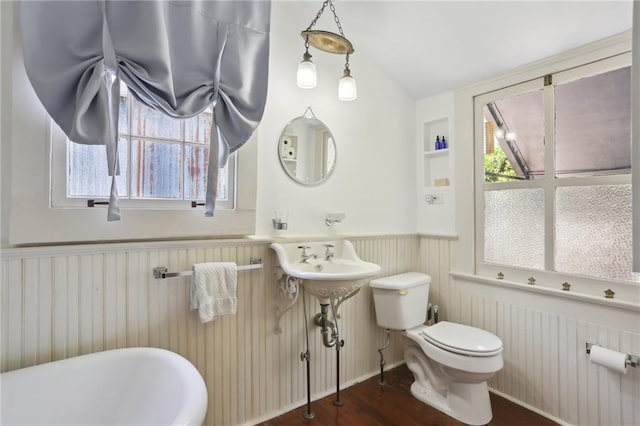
[190,262,238,323]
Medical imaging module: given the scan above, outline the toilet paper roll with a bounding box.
[589,345,628,374]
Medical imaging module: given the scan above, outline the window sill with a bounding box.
[8,205,256,246]
[450,271,640,312]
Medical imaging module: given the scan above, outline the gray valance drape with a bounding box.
[19,0,271,221]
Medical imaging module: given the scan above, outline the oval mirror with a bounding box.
[278,115,336,185]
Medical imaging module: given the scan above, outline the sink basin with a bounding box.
[270,240,381,302]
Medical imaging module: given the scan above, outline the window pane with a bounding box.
[118,83,129,134]
[65,86,235,206]
[131,140,181,199]
[484,189,544,269]
[555,67,631,177]
[184,145,230,201]
[68,139,128,197]
[218,162,229,201]
[556,185,639,282]
[184,145,209,200]
[184,109,212,145]
[483,90,544,182]
[131,99,181,140]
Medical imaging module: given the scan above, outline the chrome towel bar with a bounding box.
[153,257,263,279]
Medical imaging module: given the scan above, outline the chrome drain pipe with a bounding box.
[313,300,345,406]
[314,304,339,348]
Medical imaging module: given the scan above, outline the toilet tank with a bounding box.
[370,272,430,330]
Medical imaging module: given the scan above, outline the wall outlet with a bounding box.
[425,194,443,204]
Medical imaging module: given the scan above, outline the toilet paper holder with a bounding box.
[586,341,639,368]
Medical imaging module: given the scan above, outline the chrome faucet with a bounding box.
[298,245,316,263]
[323,244,334,261]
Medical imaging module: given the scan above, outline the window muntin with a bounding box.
[63,83,234,208]
[475,56,638,284]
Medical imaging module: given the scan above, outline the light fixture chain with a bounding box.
[329,1,346,37]
[306,0,330,31]
[306,0,347,38]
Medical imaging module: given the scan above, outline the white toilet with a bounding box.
[370,272,503,426]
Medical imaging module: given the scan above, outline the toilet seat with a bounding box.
[404,326,503,375]
[418,322,502,357]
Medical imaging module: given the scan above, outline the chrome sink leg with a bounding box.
[330,298,344,407]
[300,288,314,420]
[333,337,345,406]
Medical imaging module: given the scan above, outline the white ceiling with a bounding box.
[300,1,634,100]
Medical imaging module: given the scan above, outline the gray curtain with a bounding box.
[19,0,271,220]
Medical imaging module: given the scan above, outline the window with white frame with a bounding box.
[52,83,235,209]
[474,53,639,283]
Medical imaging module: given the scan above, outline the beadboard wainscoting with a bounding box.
[1,235,419,425]
[418,235,640,426]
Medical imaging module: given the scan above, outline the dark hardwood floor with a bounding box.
[259,365,558,426]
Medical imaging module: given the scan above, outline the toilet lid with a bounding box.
[420,322,502,356]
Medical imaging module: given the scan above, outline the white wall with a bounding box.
[254,2,416,238]
[415,92,455,236]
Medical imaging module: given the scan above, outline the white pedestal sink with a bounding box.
[271,239,381,410]
[270,239,381,304]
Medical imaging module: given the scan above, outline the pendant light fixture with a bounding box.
[297,43,317,88]
[297,0,357,101]
[338,61,357,101]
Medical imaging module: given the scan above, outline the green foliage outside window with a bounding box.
[484,145,516,182]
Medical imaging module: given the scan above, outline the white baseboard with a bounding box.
[489,388,572,426]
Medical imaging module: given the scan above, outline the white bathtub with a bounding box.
[0,348,208,425]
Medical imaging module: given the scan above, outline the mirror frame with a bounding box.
[277,114,337,186]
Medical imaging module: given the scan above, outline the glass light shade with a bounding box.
[338,75,357,101]
[297,59,317,89]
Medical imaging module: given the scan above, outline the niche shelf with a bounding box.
[423,148,450,158]
[422,118,451,189]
